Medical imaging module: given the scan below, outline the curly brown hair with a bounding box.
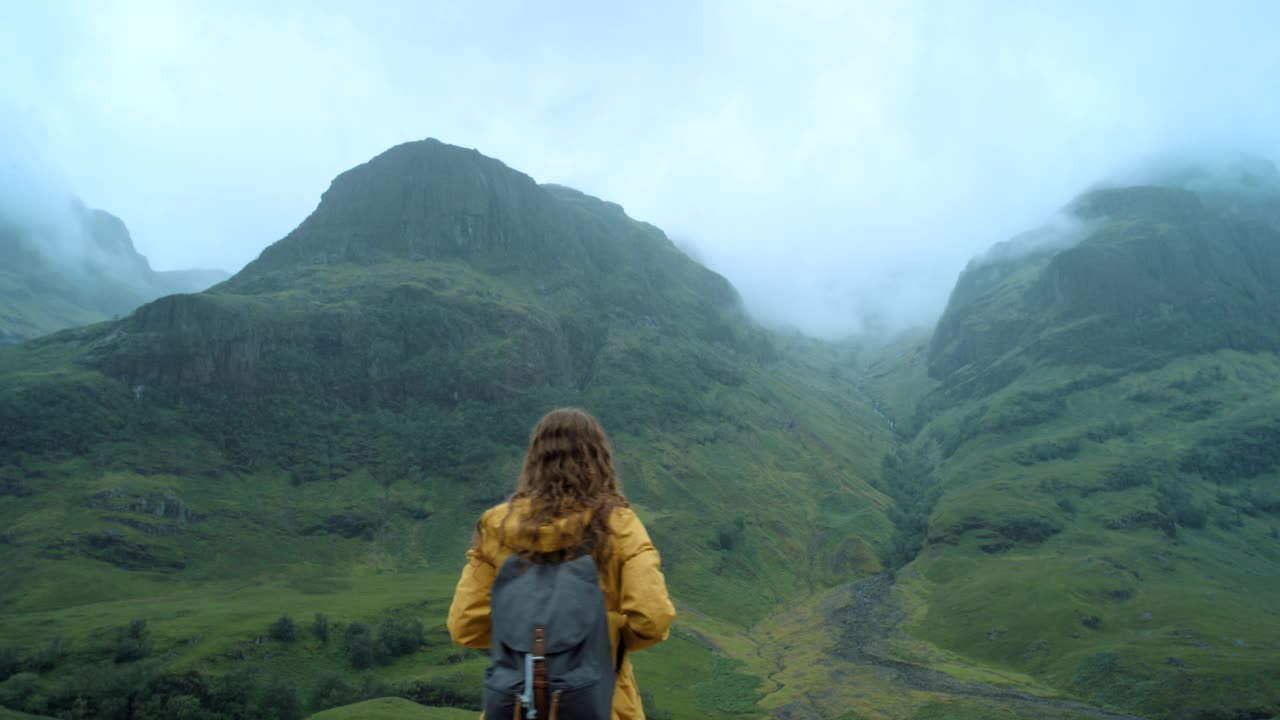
[500,407,628,564]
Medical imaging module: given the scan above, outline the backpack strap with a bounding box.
[533,625,548,717]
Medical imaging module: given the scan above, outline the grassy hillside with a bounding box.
[0,330,892,718]
[6,141,1277,720]
[857,178,1280,720]
[900,350,1280,718]
[0,141,896,719]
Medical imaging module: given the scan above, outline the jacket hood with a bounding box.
[487,499,593,554]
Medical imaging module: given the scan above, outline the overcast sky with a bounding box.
[3,1,1279,337]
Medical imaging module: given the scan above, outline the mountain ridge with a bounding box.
[928,181,1280,401]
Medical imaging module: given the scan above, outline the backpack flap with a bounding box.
[491,554,602,654]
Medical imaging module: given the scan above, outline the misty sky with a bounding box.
[4,1,1280,337]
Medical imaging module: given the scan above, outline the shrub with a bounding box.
[1102,465,1152,491]
[356,672,396,701]
[983,393,1065,433]
[1241,488,1280,515]
[0,647,20,682]
[137,693,204,720]
[996,517,1062,544]
[400,678,481,710]
[1167,366,1225,393]
[1214,509,1244,530]
[340,617,425,669]
[113,618,153,663]
[308,672,355,711]
[1014,437,1081,465]
[269,615,298,643]
[26,637,71,673]
[1056,497,1078,515]
[1156,482,1208,530]
[1084,419,1134,443]
[711,522,743,551]
[210,666,258,718]
[1180,420,1280,484]
[0,672,42,711]
[313,613,330,643]
[257,678,303,720]
[376,616,425,659]
[1166,399,1221,421]
[345,622,375,669]
[1107,587,1134,601]
[878,450,940,570]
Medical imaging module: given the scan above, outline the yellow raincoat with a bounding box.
[447,500,676,720]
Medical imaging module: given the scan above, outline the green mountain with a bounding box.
[0,140,894,719]
[3,140,1278,720]
[0,197,228,346]
[852,165,1280,719]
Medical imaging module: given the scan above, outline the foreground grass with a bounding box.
[308,697,475,719]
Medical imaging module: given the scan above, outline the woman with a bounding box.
[448,407,676,720]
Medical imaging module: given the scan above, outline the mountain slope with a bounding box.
[0,197,228,345]
[0,140,896,719]
[9,140,1274,720]
[865,165,1280,719]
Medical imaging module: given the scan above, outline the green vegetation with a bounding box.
[691,657,762,714]
[876,449,939,570]
[112,620,152,663]
[875,180,1280,719]
[307,697,475,719]
[270,616,299,643]
[3,142,1279,720]
[0,141,895,720]
[313,613,330,644]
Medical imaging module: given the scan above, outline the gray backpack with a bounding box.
[483,552,616,719]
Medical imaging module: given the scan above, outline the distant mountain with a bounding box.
[860,156,1280,719]
[0,197,228,345]
[930,170,1280,401]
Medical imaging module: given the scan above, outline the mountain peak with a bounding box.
[235,139,563,278]
[1097,152,1280,228]
[1068,185,1203,224]
[929,168,1280,396]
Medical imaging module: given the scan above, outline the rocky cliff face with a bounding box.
[928,177,1280,398]
[84,139,752,417]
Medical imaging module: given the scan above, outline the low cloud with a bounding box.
[3,1,1279,338]
[1,113,89,267]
